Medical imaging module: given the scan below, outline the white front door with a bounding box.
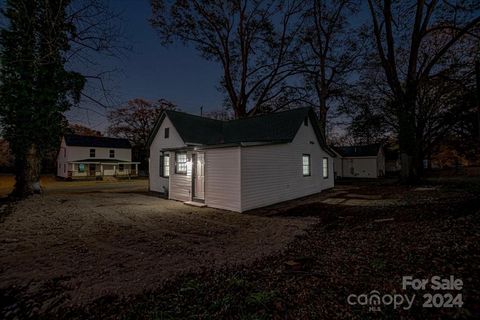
[192,152,205,201]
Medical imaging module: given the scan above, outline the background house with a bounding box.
[57,135,140,179]
[333,144,385,178]
[148,108,335,212]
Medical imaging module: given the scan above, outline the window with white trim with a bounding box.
[302,154,311,176]
[109,149,115,158]
[323,157,329,178]
[175,152,187,174]
[90,149,95,158]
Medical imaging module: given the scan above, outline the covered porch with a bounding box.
[68,159,140,179]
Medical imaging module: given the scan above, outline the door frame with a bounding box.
[191,152,205,203]
[89,164,96,177]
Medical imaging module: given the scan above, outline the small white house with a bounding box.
[57,135,140,179]
[333,144,385,178]
[148,108,335,212]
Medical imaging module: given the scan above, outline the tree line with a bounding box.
[150,0,480,181]
[1,0,479,197]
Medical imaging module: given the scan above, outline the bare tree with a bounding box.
[367,0,480,182]
[150,0,305,118]
[108,98,176,171]
[300,0,362,135]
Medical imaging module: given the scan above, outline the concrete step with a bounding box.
[184,201,206,208]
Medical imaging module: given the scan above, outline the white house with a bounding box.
[148,108,335,212]
[333,144,385,178]
[57,135,140,179]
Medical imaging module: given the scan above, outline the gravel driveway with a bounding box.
[0,192,315,308]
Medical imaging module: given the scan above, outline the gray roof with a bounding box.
[333,144,382,157]
[148,108,332,153]
[64,135,131,149]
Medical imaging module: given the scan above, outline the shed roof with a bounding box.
[149,107,331,154]
[64,135,131,149]
[333,144,382,157]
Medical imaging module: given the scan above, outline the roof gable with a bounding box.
[64,135,131,149]
[148,107,332,155]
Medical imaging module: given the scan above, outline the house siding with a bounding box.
[240,123,334,212]
[169,151,192,202]
[149,116,185,193]
[67,146,131,162]
[204,147,241,212]
[341,157,378,178]
[57,138,132,178]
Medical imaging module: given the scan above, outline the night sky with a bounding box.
[66,0,224,132]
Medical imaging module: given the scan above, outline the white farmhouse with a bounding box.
[57,135,140,179]
[333,144,385,178]
[148,107,335,212]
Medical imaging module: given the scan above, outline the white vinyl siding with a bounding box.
[149,115,185,193]
[240,123,334,212]
[169,152,192,202]
[204,147,241,212]
[340,157,378,178]
[57,136,133,178]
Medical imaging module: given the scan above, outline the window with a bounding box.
[175,152,187,174]
[165,127,170,138]
[64,148,66,157]
[304,116,308,126]
[160,153,170,177]
[78,164,85,173]
[302,154,311,176]
[119,164,124,171]
[109,150,115,158]
[323,157,329,178]
[90,149,95,158]
[64,163,66,173]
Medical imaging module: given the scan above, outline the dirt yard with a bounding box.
[0,175,149,198]
[1,177,479,319]
[0,191,315,312]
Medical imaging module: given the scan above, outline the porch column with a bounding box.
[135,164,138,176]
[113,165,116,176]
[100,164,104,177]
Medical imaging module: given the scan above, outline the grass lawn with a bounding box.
[1,177,479,319]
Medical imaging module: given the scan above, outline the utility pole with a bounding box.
[200,105,203,117]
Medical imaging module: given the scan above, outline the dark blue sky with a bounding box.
[67,0,223,131]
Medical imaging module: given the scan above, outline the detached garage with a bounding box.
[333,144,385,178]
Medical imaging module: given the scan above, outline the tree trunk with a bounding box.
[12,144,41,197]
[318,99,328,139]
[398,100,419,183]
[476,60,480,141]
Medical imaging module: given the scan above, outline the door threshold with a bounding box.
[184,201,206,208]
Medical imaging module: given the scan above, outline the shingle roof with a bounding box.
[64,135,131,149]
[149,108,331,152]
[333,144,382,157]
